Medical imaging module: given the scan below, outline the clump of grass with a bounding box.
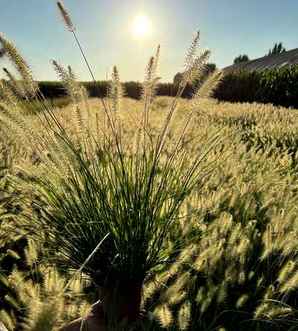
[0,2,222,328]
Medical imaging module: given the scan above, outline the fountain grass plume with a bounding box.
[109,66,123,113]
[3,67,27,99]
[0,33,37,97]
[57,1,75,32]
[194,69,223,100]
[56,2,97,84]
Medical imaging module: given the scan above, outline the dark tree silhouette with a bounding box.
[268,42,286,56]
[233,54,250,64]
[206,63,217,73]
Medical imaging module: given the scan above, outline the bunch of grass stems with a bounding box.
[0,1,223,325]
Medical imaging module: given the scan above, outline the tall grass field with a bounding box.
[0,2,298,331]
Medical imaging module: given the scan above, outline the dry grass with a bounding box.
[0,96,298,330]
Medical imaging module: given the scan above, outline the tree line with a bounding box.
[233,42,287,64]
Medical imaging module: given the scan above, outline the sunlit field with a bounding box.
[1,95,298,330]
[0,2,298,331]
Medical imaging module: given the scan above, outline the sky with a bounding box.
[0,0,297,82]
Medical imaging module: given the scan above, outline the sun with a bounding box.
[132,15,151,38]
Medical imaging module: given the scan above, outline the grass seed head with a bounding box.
[57,1,75,32]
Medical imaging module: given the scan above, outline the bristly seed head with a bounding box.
[0,33,37,97]
[57,1,75,32]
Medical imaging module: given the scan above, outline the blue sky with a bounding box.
[0,0,297,82]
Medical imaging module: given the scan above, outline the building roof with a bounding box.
[224,48,298,73]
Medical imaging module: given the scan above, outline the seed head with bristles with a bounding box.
[193,69,223,101]
[152,44,161,78]
[153,304,173,328]
[3,67,26,98]
[0,33,37,97]
[142,56,155,99]
[67,65,76,80]
[141,53,161,129]
[57,1,75,32]
[178,301,191,330]
[184,31,200,71]
[52,60,78,97]
[142,45,161,99]
[183,49,211,85]
[109,65,123,112]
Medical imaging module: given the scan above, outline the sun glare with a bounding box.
[132,15,151,38]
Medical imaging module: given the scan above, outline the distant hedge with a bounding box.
[37,66,298,109]
[214,66,298,108]
[37,81,189,100]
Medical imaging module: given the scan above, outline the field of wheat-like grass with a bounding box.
[0,95,298,331]
[0,2,298,330]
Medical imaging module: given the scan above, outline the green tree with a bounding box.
[268,42,286,56]
[233,54,250,64]
[206,63,217,73]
